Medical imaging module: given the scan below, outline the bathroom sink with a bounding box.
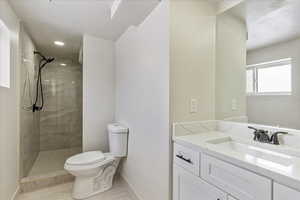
[206,137,296,170]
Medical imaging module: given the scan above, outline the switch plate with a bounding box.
[231,99,237,111]
[190,98,198,113]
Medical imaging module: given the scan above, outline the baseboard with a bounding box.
[11,186,20,200]
[120,173,144,200]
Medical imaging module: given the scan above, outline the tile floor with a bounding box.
[28,148,81,176]
[16,176,139,200]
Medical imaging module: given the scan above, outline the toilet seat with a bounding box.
[66,151,105,166]
[65,151,115,171]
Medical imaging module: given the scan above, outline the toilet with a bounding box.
[64,123,129,199]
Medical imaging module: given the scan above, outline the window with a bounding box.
[0,19,10,88]
[247,58,292,95]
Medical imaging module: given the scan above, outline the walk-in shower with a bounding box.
[19,26,82,188]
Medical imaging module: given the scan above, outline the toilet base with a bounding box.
[71,158,120,199]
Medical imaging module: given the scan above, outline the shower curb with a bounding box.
[20,170,74,193]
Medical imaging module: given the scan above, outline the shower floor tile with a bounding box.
[28,148,81,176]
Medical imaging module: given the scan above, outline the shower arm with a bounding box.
[34,51,47,60]
[34,51,54,63]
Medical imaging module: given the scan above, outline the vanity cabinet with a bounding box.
[173,165,227,200]
[273,182,300,200]
[173,143,275,200]
[201,154,272,200]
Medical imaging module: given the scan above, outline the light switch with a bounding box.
[190,98,198,113]
[231,99,237,111]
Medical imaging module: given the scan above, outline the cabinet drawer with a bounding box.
[274,182,300,200]
[201,154,272,200]
[174,143,200,176]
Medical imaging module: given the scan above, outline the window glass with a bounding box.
[246,59,292,95]
[257,65,291,93]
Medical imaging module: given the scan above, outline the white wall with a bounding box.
[215,11,247,120]
[115,1,170,200]
[217,0,244,14]
[0,0,20,199]
[170,0,217,122]
[83,35,115,152]
[170,0,247,123]
[247,38,300,129]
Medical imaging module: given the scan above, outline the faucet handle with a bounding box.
[248,126,268,133]
[248,126,261,141]
[270,131,288,145]
[248,126,258,132]
[248,126,271,142]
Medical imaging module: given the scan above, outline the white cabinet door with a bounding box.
[274,182,300,200]
[201,154,271,200]
[173,165,226,200]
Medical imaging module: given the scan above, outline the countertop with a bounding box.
[173,131,300,191]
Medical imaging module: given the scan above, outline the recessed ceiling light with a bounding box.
[60,63,66,66]
[54,41,65,46]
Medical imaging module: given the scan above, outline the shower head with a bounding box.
[34,51,55,63]
[46,57,55,63]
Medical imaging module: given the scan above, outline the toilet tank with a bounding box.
[107,123,129,157]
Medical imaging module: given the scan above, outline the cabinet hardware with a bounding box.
[176,154,192,164]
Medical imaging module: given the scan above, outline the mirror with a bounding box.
[216,0,300,130]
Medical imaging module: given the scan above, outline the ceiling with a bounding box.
[11,0,299,57]
[9,0,159,59]
[246,0,300,51]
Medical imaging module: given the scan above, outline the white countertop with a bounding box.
[173,131,300,191]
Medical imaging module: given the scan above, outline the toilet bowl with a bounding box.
[64,123,128,199]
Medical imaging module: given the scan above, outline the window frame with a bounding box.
[246,58,292,96]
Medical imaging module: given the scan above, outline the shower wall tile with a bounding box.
[21,110,40,177]
[20,26,40,177]
[39,61,82,151]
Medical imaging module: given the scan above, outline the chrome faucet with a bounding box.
[248,126,288,145]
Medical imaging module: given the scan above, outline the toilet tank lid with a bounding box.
[108,123,129,134]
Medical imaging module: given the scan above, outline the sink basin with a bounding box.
[206,137,295,170]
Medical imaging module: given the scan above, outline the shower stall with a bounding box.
[19,26,82,180]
